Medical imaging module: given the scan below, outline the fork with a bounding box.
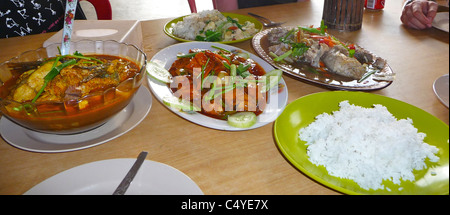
[248,13,286,27]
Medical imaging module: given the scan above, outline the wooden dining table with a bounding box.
[0,1,448,195]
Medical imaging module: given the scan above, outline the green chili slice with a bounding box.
[32,59,77,103]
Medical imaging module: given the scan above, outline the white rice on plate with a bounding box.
[298,100,440,191]
[171,10,258,41]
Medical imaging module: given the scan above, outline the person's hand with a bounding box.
[400,0,438,29]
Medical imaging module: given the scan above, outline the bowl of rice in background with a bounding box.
[274,91,449,195]
[164,10,262,44]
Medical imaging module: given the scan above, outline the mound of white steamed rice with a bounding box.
[171,10,258,41]
[172,10,225,40]
[298,100,440,191]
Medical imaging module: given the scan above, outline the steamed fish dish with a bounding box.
[172,10,259,42]
[267,22,393,81]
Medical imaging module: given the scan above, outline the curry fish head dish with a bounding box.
[0,40,147,134]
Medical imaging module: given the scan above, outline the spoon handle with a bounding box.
[60,0,78,56]
[248,13,271,24]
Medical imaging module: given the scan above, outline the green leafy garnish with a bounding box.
[358,67,377,83]
[279,29,295,43]
[226,16,243,30]
[299,26,321,34]
[211,45,231,53]
[222,61,231,70]
[348,49,356,58]
[195,30,222,42]
[300,20,327,35]
[277,28,310,60]
[177,52,198,58]
[319,20,327,34]
[32,58,77,103]
[236,64,251,78]
[68,54,103,64]
[274,50,292,62]
[307,67,320,75]
[291,43,309,57]
[200,58,210,90]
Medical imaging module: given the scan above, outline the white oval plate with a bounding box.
[147,42,288,131]
[24,159,203,195]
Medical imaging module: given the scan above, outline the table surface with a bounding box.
[0,1,448,195]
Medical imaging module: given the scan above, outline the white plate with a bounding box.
[147,42,288,131]
[24,159,203,195]
[433,74,449,108]
[432,12,449,32]
[0,86,152,153]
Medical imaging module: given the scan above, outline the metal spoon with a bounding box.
[248,13,286,27]
[60,0,78,55]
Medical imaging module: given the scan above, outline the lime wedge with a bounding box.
[227,112,257,128]
[162,96,200,112]
[261,69,283,92]
[147,61,172,84]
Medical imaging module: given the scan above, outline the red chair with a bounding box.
[188,0,218,13]
[82,0,112,20]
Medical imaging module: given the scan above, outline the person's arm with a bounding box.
[400,0,438,29]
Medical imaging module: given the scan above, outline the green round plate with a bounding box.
[164,12,263,44]
[274,91,449,195]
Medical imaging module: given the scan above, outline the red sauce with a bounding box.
[167,49,267,120]
[0,54,143,133]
